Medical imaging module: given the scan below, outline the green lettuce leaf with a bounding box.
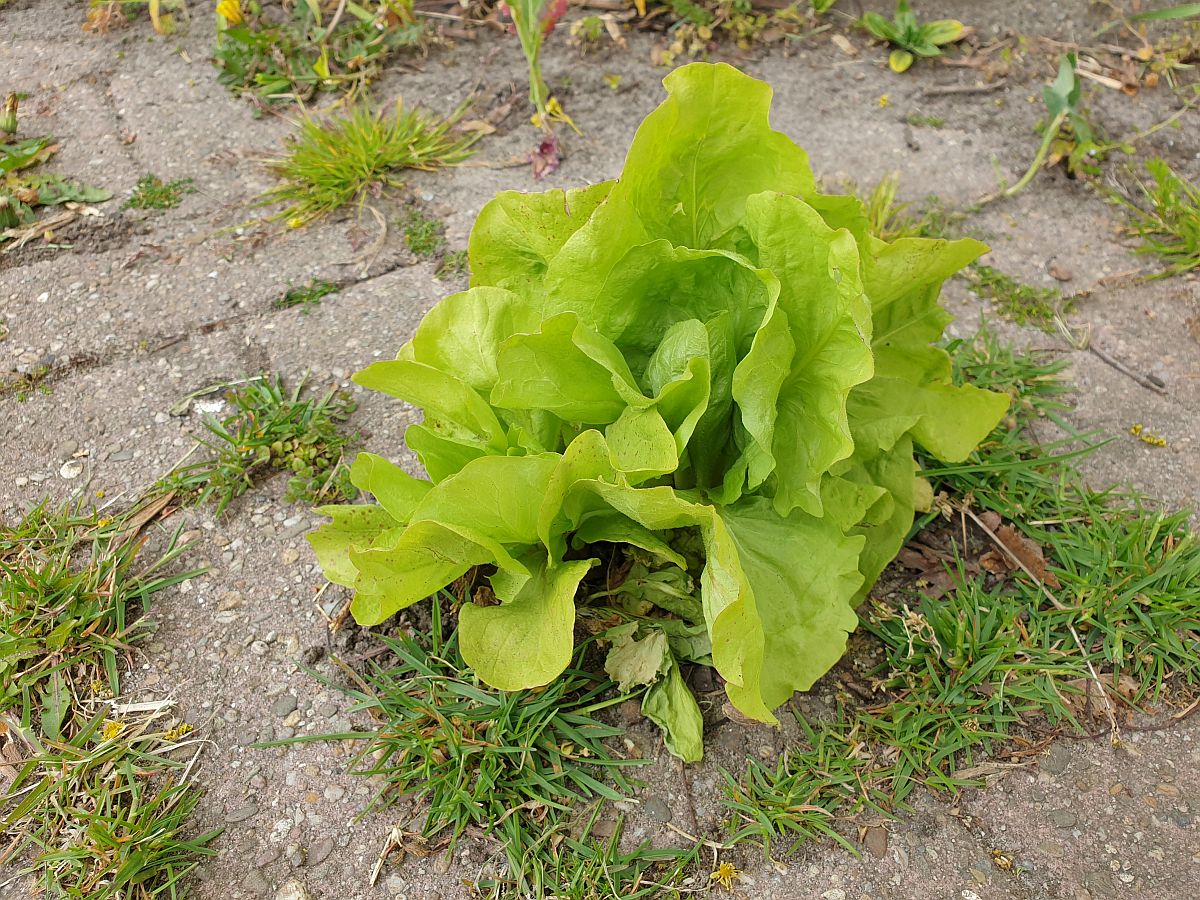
[643,652,705,763]
[718,496,864,710]
[459,555,596,690]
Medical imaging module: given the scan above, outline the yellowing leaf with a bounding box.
[889,48,914,72]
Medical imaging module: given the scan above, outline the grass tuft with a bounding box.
[963,264,1072,333]
[159,375,357,513]
[722,715,887,856]
[274,278,339,314]
[401,206,447,258]
[0,501,213,900]
[436,248,469,280]
[1,704,220,899]
[0,502,197,737]
[259,99,478,228]
[278,598,657,896]
[124,174,195,210]
[476,805,699,900]
[1114,157,1200,277]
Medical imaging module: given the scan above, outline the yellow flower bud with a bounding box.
[216,0,244,25]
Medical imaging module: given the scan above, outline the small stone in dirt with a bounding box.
[308,837,335,867]
[243,868,271,896]
[256,847,282,868]
[862,824,888,858]
[324,785,345,802]
[315,701,338,719]
[279,520,309,541]
[617,698,642,725]
[251,640,270,656]
[274,878,314,900]
[228,804,258,823]
[1050,809,1078,829]
[1041,744,1071,776]
[219,591,245,611]
[821,890,846,900]
[642,796,672,823]
[272,695,299,718]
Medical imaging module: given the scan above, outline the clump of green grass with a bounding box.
[280,598,654,896]
[123,174,195,210]
[401,207,446,258]
[857,580,1086,801]
[214,0,424,105]
[860,172,915,241]
[274,278,339,314]
[0,501,198,738]
[475,805,700,900]
[260,99,478,228]
[436,248,469,280]
[0,364,53,402]
[0,502,214,899]
[854,174,966,242]
[1,704,220,899]
[400,208,473,279]
[963,264,1072,333]
[722,715,889,856]
[905,112,945,128]
[159,375,357,513]
[1114,158,1200,277]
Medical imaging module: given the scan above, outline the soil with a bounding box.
[2,2,1198,899]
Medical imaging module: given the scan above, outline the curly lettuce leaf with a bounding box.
[459,554,596,691]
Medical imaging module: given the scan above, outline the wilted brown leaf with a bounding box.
[979,524,1060,588]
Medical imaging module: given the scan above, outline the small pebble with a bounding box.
[275,877,313,899]
[271,695,299,718]
[641,796,672,823]
[308,837,335,867]
[243,869,270,896]
[1050,809,1078,829]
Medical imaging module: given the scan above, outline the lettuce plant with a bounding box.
[309,63,1008,760]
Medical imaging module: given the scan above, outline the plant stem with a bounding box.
[1002,110,1066,199]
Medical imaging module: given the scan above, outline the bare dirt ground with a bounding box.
[2,1,1199,898]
